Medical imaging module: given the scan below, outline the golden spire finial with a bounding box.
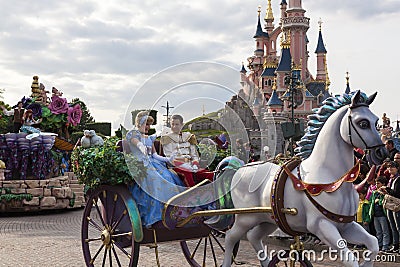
[325,59,330,91]
[272,77,277,90]
[281,30,291,48]
[346,71,350,85]
[318,18,323,31]
[258,5,262,17]
[265,0,274,21]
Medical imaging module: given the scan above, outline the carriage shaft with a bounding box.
[176,207,297,227]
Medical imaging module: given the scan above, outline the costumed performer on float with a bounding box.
[1,101,24,133]
[20,109,56,140]
[161,114,214,187]
[125,111,185,228]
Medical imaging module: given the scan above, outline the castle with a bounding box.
[219,0,348,157]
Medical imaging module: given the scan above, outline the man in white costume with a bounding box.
[161,114,213,186]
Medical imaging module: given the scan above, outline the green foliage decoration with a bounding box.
[71,137,147,188]
[69,192,76,207]
[40,106,67,132]
[0,192,33,202]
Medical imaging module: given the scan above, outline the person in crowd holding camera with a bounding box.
[369,176,390,253]
[380,161,400,253]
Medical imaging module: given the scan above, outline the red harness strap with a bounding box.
[283,161,360,196]
[282,161,358,224]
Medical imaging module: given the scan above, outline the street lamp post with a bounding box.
[284,70,299,156]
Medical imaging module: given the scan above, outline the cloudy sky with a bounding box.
[1,0,400,132]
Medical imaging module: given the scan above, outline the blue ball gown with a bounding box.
[126,130,185,228]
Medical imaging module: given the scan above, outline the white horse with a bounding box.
[222,91,386,267]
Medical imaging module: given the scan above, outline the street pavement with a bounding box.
[0,208,398,266]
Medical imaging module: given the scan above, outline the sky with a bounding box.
[1,0,400,133]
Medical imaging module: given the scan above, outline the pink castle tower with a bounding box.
[222,0,332,155]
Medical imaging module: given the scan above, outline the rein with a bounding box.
[347,106,384,150]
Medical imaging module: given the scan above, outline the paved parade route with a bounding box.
[0,208,398,266]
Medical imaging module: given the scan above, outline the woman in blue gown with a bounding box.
[126,111,185,228]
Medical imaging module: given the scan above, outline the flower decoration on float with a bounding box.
[12,76,83,133]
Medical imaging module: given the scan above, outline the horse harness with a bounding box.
[271,158,359,237]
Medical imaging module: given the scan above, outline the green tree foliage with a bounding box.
[0,99,12,134]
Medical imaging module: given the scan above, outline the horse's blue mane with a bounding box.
[295,91,369,160]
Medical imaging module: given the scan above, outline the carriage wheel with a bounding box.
[180,230,240,267]
[268,250,313,267]
[82,186,140,267]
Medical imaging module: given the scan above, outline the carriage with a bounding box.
[80,169,304,267]
[79,91,386,267]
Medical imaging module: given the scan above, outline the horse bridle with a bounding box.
[347,105,384,150]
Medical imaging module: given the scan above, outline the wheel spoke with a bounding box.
[111,210,127,232]
[90,244,105,265]
[191,238,203,259]
[87,216,104,232]
[112,240,131,259]
[202,237,208,267]
[210,233,225,252]
[85,237,102,243]
[111,232,132,238]
[109,194,118,226]
[109,247,113,267]
[93,198,107,227]
[208,236,218,267]
[102,191,108,225]
[102,247,107,267]
[112,245,123,267]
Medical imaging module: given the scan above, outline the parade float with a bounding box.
[0,76,91,212]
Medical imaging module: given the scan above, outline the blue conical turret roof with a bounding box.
[261,66,276,77]
[254,14,269,38]
[267,90,283,106]
[240,63,247,73]
[315,30,327,54]
[276,47,291,71]
[345,83,350,94]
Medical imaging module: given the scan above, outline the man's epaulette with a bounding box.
[188,134,198,145]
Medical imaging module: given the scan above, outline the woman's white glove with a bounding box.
[136,142,147,155]
[152,153,173,163]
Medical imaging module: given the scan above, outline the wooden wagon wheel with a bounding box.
[82,185,141,267]
[268,250,313,267]
[180,229,240,267]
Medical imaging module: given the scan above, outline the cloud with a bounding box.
[306,0,400,19]
[0,0,399,132]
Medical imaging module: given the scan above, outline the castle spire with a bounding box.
[265,0,274,21]
[276,32,292,72]
[315,19,327,54]
[254,6,268,38]
[267,77,283,107]
[315,19,327,81]
[345,71,351,94]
